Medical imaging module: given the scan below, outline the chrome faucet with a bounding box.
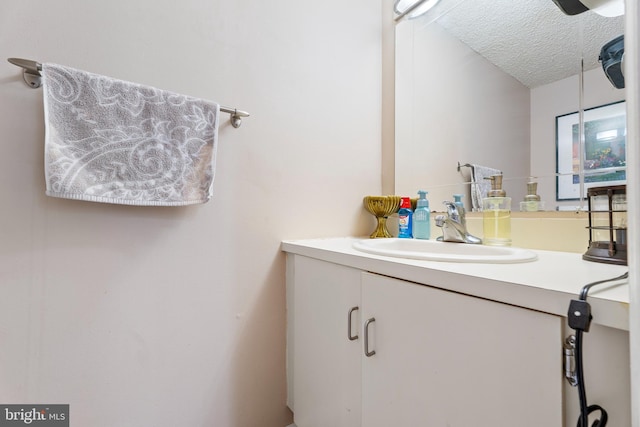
[435,201,482,244]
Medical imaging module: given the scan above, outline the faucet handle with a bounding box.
[442,201,459,219]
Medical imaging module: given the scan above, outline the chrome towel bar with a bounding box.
[7,57,250,128]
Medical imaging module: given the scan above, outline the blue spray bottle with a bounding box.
[397,197,413,238]
[412,190,431,239]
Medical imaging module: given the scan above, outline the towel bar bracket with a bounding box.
[22,71,42,89]
[457,162,472,172]
[220,107,250,128]
[8,58,42,88]
[230,114,242,129]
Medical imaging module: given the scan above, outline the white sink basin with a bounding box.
[352,238,538,263]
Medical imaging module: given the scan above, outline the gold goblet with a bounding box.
[363,195,401,238]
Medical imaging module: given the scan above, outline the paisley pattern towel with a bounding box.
[470,164,502,211]
[41,63,220,206]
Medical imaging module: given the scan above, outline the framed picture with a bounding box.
[556,100,626,201]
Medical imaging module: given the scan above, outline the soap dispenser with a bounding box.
[453,194,466,227]
[519,177,545,211]
[482,174,511,246]
[413,190,431,239]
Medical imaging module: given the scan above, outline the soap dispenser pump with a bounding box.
[482,174,511,246]
[519,177,545,211]
[413,190,431,239]
[486,174,506,197]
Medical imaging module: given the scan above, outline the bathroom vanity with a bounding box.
[283,237,630,427]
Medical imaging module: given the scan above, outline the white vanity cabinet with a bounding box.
[291,255,362,427]
[360,271,564,426]
[288,254,564,427]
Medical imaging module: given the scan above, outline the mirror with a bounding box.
[395,0,625,211]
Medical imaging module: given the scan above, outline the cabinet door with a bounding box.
[361,272,563,427]
[292,256,362,427]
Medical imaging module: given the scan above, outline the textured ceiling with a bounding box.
[431,0,624,88]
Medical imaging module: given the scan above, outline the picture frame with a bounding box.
[556,100,626,201]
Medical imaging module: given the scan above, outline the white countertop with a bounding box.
[281,237,629,331]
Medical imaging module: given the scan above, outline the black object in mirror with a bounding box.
[599,35,625,89]
[551,0,589,15]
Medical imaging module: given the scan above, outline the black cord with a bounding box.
[575,329,588,426]
[572,271,627,427]
[579,272,628,301]
[575,330,609,427]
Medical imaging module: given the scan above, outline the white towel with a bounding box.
[42,63,220,206]
[470,164,502,211]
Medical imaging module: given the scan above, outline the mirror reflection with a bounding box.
[395,0,625,211]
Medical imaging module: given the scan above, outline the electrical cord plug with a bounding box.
[568,299,592,332]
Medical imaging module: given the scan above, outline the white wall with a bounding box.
[395,20,530,208]
[531,67,625,209]
[0,1,382,426]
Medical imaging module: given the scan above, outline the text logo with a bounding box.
[0,405,68,426]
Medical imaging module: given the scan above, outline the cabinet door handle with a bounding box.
[348,307,359,341]
[364,317,376,357]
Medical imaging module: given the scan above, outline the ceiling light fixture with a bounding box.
[394,0,441,21]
